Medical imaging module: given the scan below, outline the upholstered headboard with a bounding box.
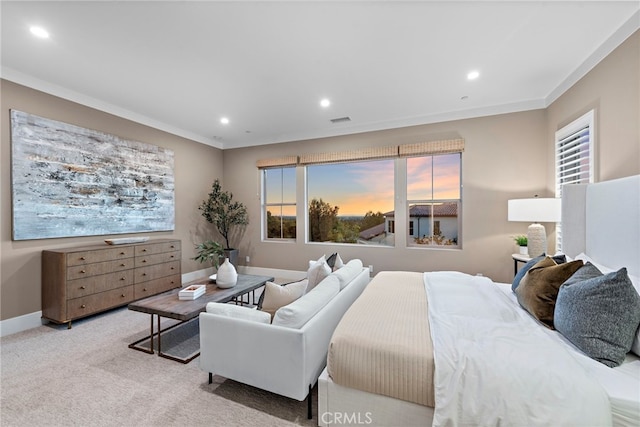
[562,174,640,278]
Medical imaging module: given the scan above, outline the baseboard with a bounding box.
[1,267,305,337]
[0,311,46,338]
[238,265,306,281]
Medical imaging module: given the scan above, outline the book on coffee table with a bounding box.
[178,284,206,300]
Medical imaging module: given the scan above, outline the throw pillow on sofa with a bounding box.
[307,255,331,292]
[260,280,308,320]
[206,302,271,324]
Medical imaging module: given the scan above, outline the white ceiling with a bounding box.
[2,1,639,150]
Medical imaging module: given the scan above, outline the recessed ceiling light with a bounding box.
[220,117,229,125]
[467,70,480,80]
[30,26,50,39]
[320,98,331,108]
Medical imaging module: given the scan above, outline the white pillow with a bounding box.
[206,302,271,324]
[307,255,331,292]
[333,253,345,270]
[260,280,308,319]
[272,275,340,329]
[332,259,364,290]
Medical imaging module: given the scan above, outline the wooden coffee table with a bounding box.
[128,273,274,363]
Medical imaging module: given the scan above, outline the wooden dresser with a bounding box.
[42,239,181,327]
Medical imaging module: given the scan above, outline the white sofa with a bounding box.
[199,260,370,418]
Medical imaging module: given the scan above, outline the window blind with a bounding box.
[399,138,465,156]
[256,156,298,169]
[555,110,594,251]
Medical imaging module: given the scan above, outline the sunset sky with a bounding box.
[265,154,460,217]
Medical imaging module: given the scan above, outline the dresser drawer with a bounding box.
[135,260,180,283]
[67,286,134,320]
[67,258,134,281]
[67,270,135,299]
[135,241,181,256]
[66,247,135,266]
[134,274,181,299]
[135,250,180,268]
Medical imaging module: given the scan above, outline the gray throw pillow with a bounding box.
[555,267,640,367]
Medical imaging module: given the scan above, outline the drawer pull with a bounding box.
[80,270,86,274]
[142,273,147,276]
[170,267,175,270]
[81,304,86,309]
[120,277,125,281]
[120,263,125,267]
[142,259,147,263]
[120,252,125,255]
[170,255,174,258]
[80,286,86,290]
[80,256,86,260]
[171,281,175,284]
[171,245,175,248]
[121,294,125,298]
[143,288,147,292]
[142,249,147,252]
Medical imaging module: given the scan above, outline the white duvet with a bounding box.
[424,271,612,427]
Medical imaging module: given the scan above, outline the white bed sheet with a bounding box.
[426,271,612,427]
[494,282,640,427]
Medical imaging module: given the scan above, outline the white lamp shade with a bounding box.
[508,198,561,223]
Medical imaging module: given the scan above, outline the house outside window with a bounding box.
[406,153,461,247]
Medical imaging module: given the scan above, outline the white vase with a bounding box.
[216,258,237,288]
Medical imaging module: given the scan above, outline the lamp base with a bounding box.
[527,223,547,258]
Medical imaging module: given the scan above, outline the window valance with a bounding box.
[257,138,464,167]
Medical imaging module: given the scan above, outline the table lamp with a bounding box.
[508,197,561,257]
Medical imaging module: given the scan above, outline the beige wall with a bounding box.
[225,30,640,287]
[546,30,639,184]
[224,110,549,285]
[2,30,638,324]
[0,80,223,321]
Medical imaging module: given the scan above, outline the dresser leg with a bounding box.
[67,321,72,329]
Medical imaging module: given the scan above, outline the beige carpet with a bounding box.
[0,305,317,427]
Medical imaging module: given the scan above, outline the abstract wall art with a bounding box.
[10,110,175,240]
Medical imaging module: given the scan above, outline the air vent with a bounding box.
[330,116,351,124]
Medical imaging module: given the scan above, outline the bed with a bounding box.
[318,174,640,427]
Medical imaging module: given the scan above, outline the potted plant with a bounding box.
[193,240,224,269]
[198,179,249,266]
[513,235,528,255]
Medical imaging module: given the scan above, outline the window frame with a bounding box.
[261,166,297,241]
[554,110,595,252]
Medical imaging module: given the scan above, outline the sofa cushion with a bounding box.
[307,255,331,292]
[206,302,271,324]
[260,280,308,320]
[332,259,364,290]
[272,275,340,329]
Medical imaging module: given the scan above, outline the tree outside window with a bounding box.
[262,167,296,240]
[307,159,394,245]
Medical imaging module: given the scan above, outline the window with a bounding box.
[306,159,394,245]
[262,167,296,240]
[406,153,461,247]
[555,110,595,251]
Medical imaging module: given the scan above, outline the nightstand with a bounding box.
[512,253,532,276]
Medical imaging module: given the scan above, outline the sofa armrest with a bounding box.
[199,311,309,401]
